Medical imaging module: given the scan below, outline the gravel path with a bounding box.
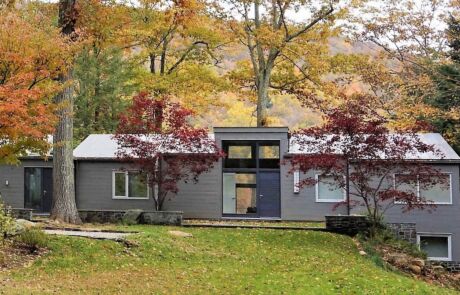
[44,229,132,240]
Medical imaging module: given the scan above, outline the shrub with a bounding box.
[16,228,48,252]
[0,201,15,241]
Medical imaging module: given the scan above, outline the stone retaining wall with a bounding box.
[325,215,370,236]
[428,261,460,273]
[386,223,417,244]
[78,209,182,225]
[4,208,33,220]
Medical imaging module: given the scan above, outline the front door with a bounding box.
[258,172,280,218]
[24,167,53,213]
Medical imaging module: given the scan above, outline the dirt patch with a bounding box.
[0,241,47,271]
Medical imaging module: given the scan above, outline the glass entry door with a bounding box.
[24,167,53,213]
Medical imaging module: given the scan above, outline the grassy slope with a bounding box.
[0,226,456,294]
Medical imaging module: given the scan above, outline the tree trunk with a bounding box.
[345,158,350,215]
[149,53,155,74]
[256,71,270,127]
[51,0,81,224]
[51,70,81,224]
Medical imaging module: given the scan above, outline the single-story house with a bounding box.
[1,127,459,263]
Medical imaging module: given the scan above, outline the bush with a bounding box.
[15,228,48,252]
[0,201,15,241]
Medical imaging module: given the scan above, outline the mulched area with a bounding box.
[0,241,47,271]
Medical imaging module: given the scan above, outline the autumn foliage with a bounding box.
[0,11,72,164]
[287,95,447,234]
[115,92,224,210]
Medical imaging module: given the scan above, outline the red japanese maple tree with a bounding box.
[287,95,448,235]
[115,92,224,211]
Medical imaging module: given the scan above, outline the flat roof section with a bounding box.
[213,127,289,133]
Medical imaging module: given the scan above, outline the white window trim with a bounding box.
[315,174,346,203]
[393,173,452,205]
[112,170,149,200]
[417,233,452,261]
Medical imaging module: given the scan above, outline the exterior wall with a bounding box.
[281,169,348,220]
[75,161,153,210]
[0,159,52,208]
[375,164,460,261]
[76,160,221,218]
[162,166,221,219]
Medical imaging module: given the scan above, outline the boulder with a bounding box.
[122,210,143,225]
[12,219,37,234]
[168,230,193,238]
[409,265,422,275]
[411,258,425,268]
[387,254,407,266]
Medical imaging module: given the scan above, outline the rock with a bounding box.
[168,230,193,237]
[122,209,143,225]
[359,250,367,256]
[411,258,425,268]
[16,219,37,228]
[432,265,444,272]
[409,265,422,275]
[387,254,407,266]
[12,219,37,234]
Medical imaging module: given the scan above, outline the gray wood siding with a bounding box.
[162,165,221,219]
[75,161,154,210]
[280,169,348,220]
[376,164,460,261]
[0,160,53,208]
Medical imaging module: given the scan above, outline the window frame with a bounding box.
[315,174,346,203]
[417,233,452,261]
[112,170,149,200]
[393,173,452,205]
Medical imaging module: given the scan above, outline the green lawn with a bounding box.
[1,226,457,294]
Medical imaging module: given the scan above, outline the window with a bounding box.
[112,171,148,199]
[394,174,452,204]
[223,141,256,169]
[228,146,252,159]
[316,174,344,202]
[417,234,452,261]
[223,173,257,215]
[259,145,279,159]
[419,174,451,204]
[258,143,280,168]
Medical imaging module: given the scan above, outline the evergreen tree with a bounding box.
[74,46,141,144]
[427,15,460,152]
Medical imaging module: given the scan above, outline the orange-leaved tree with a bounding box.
[0,10,70,164]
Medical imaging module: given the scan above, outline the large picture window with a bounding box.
[417,234,452,261]
[113,171,148,199]
[316,174,344,202]
[394,174,452,204]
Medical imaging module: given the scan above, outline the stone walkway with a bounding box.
[44,229,132,240]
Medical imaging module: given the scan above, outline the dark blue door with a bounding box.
[258,172,280,218]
